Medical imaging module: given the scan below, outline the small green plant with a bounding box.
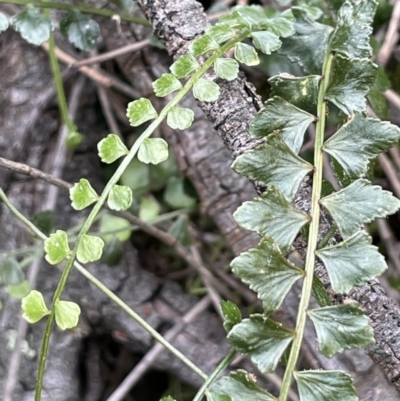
[1,1,399,400]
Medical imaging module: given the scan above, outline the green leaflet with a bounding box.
[230,5,294,37]
[21,290,50,324]
[126,98,158,127]
[120,170,146,198]
[309,301,374,358]
[207,370,276,401]
[234,43,260,66]
[8,281,31,299]
[59,10,100,51]
[138,138,169,165]
[10,6,52,46]
[279,7,333,74]
[221,300,242,332]
[241,5,295,38]
[97,134,128,164]
[192,79,220,102]
[374,66,391,92]
[0,258,24,285]
[77,234,104,264]
[325,55,377,115]
[69,178,99,210]
[299,4,323,20]
[268,74,320,115]
[218,13,244,29]
[152,73,182,97]
[99,214,131,243]
[167,107,194,130]
[206,24,236,44]
[54,300,81,330]
[228,5,267,29]
[214,58,239,81]
[107,185,133,211]
[251,31,282,55]
[233,186,309,252]
[294,370,357,401]
[168,215,191,247]
[44,230,71,265]
[316,231,387,294]
[323,113,400,177]
[169,55,200,79]
[139,196,160,221]
[250,96,316,154]
[368,89,389,120]
[232,133,313,201]
[268,12,297,37]
[231,238,303,312]
[164,176,197,209]
[320,179,400,239]
[330,0,377,59]
[369,67,391,119]
[189,34,219,57]
[228,314,294,373]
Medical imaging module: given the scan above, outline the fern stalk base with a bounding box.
[279,52,333,401]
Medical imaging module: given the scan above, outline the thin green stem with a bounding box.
[43,5,76,134]
[192,349,236,401]
[32,2,76,397]
[31,31,249,401]
[0,186,208,381]
[279,52,334,401]
[0,0,150,25]
[0,188,48,242]
[73,262,208,380]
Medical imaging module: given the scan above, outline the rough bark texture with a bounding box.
[136,0,400,395]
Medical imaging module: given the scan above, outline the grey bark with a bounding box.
[135,0,400,396]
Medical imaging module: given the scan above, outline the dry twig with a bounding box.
[41,43,140,99]
[377,0,400,66]
[106,296,212,401]
[72,39,150,68]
